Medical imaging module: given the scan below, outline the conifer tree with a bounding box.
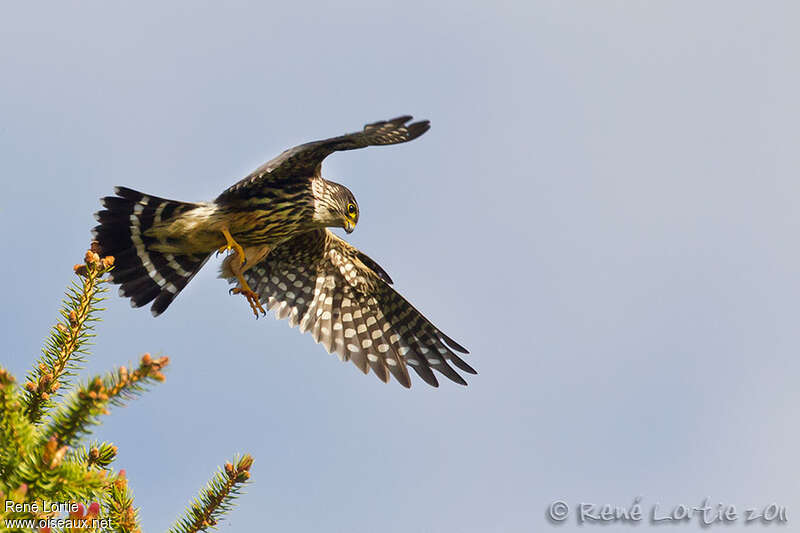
[0,244,253,532]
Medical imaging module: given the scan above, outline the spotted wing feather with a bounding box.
[239,229,473,388]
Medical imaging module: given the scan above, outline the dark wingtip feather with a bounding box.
[441,333,469,354]
[449,373,468,386]
[449,354,478,375]
[383,115,413,125]
[416,371,440,388]
[409,359,439,387]
[397,375,412,389]
[407,120,431,141]
[366,115,412,130]
[432,359,468,386]
[365,115,430,143]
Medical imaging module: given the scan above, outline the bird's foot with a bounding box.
[230,280,265,318]
[218,228,246,266]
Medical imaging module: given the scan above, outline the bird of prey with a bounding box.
[93,116,474,387]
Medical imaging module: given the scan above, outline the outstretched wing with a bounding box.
[217,116,430,202]
[237,229,474,388]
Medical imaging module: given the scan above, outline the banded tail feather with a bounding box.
[93,186,210,316]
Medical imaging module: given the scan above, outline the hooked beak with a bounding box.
[344,219,355,234]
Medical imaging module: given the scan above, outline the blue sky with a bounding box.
[2,2,799,531]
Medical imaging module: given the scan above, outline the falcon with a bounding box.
[93,116,474,387]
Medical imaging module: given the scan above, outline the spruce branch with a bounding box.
[0,367,36,482]
[43,354,169,447]
[10,435,108,503]
[2,244,255,532]
[24,243,115,424]
[105,470,142,533]
[72,441,120,470]
[169,455,254,533]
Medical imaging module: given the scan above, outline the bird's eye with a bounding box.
[347,203,356,216]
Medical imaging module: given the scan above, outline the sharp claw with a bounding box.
[230,285,265,317]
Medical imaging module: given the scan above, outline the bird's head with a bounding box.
[312,179,359,234]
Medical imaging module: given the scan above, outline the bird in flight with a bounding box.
[93,116,474,387]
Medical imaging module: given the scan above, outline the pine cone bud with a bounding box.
[70,503,85,519]
[239,454,254,471]
[87,502,101,519]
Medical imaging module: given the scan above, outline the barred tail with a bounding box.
[93,186,211,316]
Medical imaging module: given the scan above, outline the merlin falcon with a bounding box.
[93,116,474,387]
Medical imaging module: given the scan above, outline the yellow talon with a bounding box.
[219,229,246,266]
[231,275,265,318]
